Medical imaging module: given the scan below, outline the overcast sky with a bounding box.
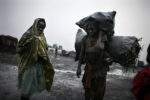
[0,0,150,62]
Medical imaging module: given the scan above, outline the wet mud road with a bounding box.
[0,55,136,100]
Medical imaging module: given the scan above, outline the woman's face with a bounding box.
[87,24,98,37]
[37,20,45,34]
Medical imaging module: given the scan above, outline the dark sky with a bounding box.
[0,0,150,62]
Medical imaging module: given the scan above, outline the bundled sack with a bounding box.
[74,29,141,69]
[75,29,86,61]
[106,36,141,69]
[76,11,116,38]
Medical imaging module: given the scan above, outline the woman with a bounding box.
[17,18,55,100]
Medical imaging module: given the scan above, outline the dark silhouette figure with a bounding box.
[55,46,58,59]
[131,44,150,100]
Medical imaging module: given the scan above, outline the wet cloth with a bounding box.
[82,63,107,100]
[84,77,106,100]
[17,18,54,91]
[18,59,46,97]
[131,67,150,100]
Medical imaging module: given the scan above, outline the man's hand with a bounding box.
[76,67,81,78]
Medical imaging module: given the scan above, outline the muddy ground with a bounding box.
[0,54,139,100]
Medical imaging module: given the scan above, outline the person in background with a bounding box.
[17,18,55,100]
[131,44,150,100]
[55,46,58,59]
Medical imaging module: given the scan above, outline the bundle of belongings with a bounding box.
[75,11,141,70]
[106,36,141,70]
[76,11,116,40]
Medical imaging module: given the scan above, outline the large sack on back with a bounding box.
[76,11,116,38]
[106,36,141,69]
[74,30,141,69]
[75,29,86,61]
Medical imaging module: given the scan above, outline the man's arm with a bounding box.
[95,31,105,50]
